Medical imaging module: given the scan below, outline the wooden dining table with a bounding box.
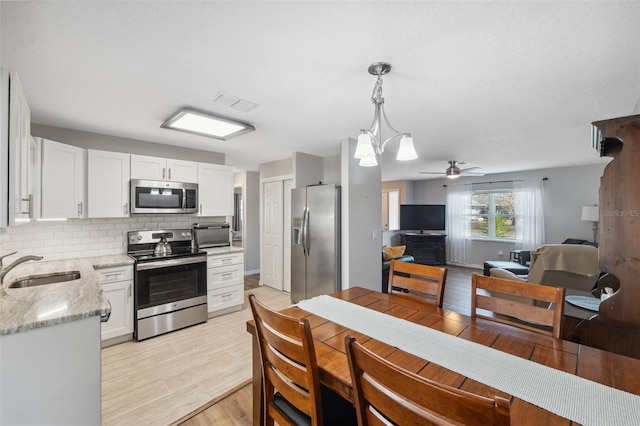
[246,287,640,425]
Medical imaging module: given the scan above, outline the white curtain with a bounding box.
[446,184,472,264]
[514,178,545,251]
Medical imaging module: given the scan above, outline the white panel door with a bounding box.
[130,154,166,180]
[88,150,130,217]
[101,280,133,341]
[198,163,234,216]
[263,180,283,290]
[167,158,198,183]
[41,140,87,219]
[283,179,293,293]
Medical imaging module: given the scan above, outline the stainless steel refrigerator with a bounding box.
[291,184,341,303]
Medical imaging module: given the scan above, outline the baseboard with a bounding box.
[244,269,259,275]
[447,262,483,270]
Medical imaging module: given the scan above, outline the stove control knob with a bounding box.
[136,235,142,241]
[186,231,191,237]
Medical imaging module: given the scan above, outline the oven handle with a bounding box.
[136,256,206,270]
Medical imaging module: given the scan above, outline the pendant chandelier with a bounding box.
[354,62,418,167]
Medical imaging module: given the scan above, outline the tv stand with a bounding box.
[401,233,446,266]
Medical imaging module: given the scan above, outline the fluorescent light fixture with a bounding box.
[161,108,255,141]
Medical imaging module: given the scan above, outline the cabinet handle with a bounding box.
[78,201,84,217]
[222,258,232,264]
[168,168,171,180]
[222,273,233,280]
[18,194,33,216]
[162,168,166,180]
[128,284,132,298]
[124,202,128,214]
[199,204,202,214]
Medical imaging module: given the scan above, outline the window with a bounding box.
[469,191,519,240]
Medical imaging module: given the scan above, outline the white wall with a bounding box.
[341,138,382,291]
[410,162,608,267]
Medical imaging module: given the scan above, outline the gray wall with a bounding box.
[341,138,383,291]
[408,162,608,267]
[244,171,260,273]
[32,124,225,164]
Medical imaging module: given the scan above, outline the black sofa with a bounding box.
[382,252,415,293]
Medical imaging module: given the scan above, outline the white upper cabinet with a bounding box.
[88,150,130,217]
[197,163,233,216]
[41,139,87,219]
[5,70,39,224]
[130,154,197,183]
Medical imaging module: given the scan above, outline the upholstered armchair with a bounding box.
[489,244,601,293]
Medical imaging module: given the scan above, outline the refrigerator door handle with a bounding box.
[302,206,310,257]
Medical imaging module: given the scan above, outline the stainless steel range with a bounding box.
[127,229,207,341]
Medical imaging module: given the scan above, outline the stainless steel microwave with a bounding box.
[130,179,198,214]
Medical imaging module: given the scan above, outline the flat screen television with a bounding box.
[400,204,446,232]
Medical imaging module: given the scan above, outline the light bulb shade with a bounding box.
[581,206,599,222]
[358,155,378,167]
[354,132,375,159]
[446,173,460,179]
[396,135,418,161]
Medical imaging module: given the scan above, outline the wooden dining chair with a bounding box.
[471,273,566,338]
[388,260,448,308]
[249,294,356,426]
[344,335,511,426]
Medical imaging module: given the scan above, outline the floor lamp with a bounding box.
[581,205,599,243]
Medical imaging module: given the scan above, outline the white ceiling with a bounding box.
[2,1,638,181]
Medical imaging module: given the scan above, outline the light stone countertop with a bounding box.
[0,255,133,336]
[202,246,245,255]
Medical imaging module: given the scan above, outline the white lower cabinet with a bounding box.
[207,251,244,317]
[98,265,134,344]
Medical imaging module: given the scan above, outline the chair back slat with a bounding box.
[471,274,565,338]
[345,335,511,426]
[250,294,323,425]
[388,261,448,308]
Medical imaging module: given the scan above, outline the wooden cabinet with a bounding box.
[198,162,234,216]
[97,265,134,344]
[88,150,130,218]
[400,233,447,266]
[6,70,39,224]
[206,251,244,317]
[131,154,197,183]
[40,139,87,219]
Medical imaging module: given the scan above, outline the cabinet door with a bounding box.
[167,158,198,183]
[7,71,34,223]
[88,150,130,217]
[198,163,233,216]
[101,280,134,341]
[41,140,87,218]
[130,154,166,180]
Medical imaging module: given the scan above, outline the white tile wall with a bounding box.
[0,215,225,262]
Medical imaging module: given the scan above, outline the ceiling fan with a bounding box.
[420,160,484,179]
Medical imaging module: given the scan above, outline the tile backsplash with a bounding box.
[0,215,225,262]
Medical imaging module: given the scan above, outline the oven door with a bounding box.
[135,256,207,318]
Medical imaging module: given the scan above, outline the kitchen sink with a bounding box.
[8,271,81,288]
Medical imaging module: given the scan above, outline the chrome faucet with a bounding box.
[0,251,44,283]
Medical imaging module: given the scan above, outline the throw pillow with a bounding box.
[383,245,406,261]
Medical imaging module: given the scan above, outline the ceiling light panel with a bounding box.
[161,108,255,141]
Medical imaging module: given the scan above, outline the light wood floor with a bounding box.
[177,265,479,426]
[101,279,291,425]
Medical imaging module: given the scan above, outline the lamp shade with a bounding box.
[581,206,599,222]
[358,155,378,167]
[396,135,418,161]
[354,132,375,159]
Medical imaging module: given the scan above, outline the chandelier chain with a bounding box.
[371,75,384,103]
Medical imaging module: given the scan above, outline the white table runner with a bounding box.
[297,295,640,426]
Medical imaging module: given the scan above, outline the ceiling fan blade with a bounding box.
[459,166,481,172]
[419,172,444,174]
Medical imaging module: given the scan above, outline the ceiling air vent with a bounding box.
[213,92,258,112]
